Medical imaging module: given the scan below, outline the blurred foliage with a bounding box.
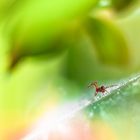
[0,0,138,72]
[3,0,97,69]
[83,17,129,66]
[111,0,138,11]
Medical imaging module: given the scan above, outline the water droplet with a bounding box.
[100,0,110,7]
[89,111,94,118]
[132,81,139,86]
[117,91,120,95]
[96,96,100,100]
[109,98,113,102]
[93,106,96,109]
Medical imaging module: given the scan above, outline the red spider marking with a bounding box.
[88,81,115,96]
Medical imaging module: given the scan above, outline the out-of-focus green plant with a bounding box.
[111,0,138,11]
[83,17,129,66]
[1,0,138,71]
[0,0,16,17]
[2,0,97,69]
[0,0,139,104]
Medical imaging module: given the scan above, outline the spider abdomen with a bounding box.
[96,86,106,93]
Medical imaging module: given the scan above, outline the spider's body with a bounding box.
[88,82,111,96]
[96,86,106,93]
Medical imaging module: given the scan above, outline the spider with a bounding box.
[88,81,115,96]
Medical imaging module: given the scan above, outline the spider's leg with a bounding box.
[95,92,98,96]
[105,85,117,89]
[105,89,110,94]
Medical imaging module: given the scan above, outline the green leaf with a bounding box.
[83,17,130,66]
[84,74,140,139]
[3,0,97,69]
[111,0,138,11]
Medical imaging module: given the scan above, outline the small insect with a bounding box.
[88,81,115,96]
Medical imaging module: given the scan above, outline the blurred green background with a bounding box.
[0,0,140,140]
